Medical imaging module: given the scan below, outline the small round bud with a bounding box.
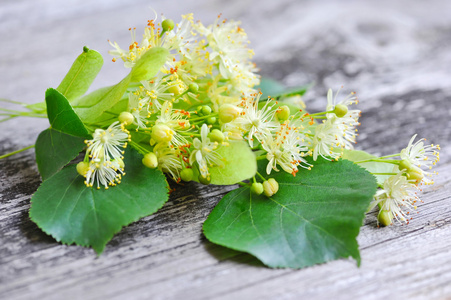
[207,117,216,125]
[209,129,225,143]
[76,161,90,176]
[162,19,175,32]
[198,174,211,185]
[83,46,90,53]
[168,84,182,95]
[142,152,158,169]
[334,104,348,118]
[276,105,290,122]
[407,166,424,183]
[219,104,240,123]
[180,168,194,182]
[188,83,199,93]
[151,124,173,143]
[202,105,212,116]
[118,111,134,126]
[399,159,412,172]
[251,182,264,195]
[377,210,393,226]
[263,178,279,197]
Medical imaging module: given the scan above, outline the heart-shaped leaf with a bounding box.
[35,88,91,180]
[30,149,169,254]
[203,158,377,268]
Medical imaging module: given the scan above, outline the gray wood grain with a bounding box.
[1,0,450,299]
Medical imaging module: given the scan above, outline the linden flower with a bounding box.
[325,88,360,149]
[152,101,191,147]
[154,143,183,182]
[232,93,278,147]
[400,134,440,170]
[128,92,150,129]
[189,124,224,179]
[86,122,131,161]
[371,171,420,225]
[85,158,124,189]
[262,121,311,175]
[139,74,174,113]
[109,23,166,68]
[163,14,199,58]
[311,118,344,161]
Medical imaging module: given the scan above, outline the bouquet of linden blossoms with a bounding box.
[0,12,440,269]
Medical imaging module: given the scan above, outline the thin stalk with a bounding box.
[0,145,35,159]
[355,158,399,164]
[307,111,334,117]
[237,182,248,187]
[371,172,397,176]
[129,140,148,155]
[256,171,266,181]
[0,98,27,105]
[256,155,266,161]
[379,153,401,159]
[189,113,218,122]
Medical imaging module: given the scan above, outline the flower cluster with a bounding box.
[76,12,439,227]
[80,13,363,189]
[365,135,440,225]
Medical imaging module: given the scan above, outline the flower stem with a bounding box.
[0,144,35,159]
[371,172,397,176]
[256,171,266,181]
[237,182,249,187]
[256,155,266,160]
[129,140,148,155]
[379,153,401,159]
[354,158,399,164]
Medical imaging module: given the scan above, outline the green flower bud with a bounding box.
[399,159,412,171]
[219,104,240,123]
[118,111,134,126]
[142,152,158,169]
[207,116,216,125]
[76,161,90,176]
[168,84,182,95]
[334,104,348,118]
[209,129,225,143]
[151,124,173,143]
[188,83,199,93]
[263,178,279,197]
[276,105,290,122]
[180,168,194,182]
[251,182,264,195]
[83,46,90,53]
[198,174,211,185]
[197,106,203,115]
[377,210,393,226]
[407,166,424,183]
[202,105,212,116]
[162,19,175,32]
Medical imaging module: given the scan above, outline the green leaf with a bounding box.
[26,47,103,113]
[57,47,103,101]
[203,158,377,268]
[35,88,91,180]
[192,141,257,185]
[131,47,169,82]
[30,149,169,254]
[35,129,86,181]
[257,78,286,98]
[46,88,90,138]
[72,74,131,125]
[342,150,397,185]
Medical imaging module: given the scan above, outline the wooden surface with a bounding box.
[1,1,451,299]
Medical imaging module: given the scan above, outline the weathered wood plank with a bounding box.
[1,0,450,299]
